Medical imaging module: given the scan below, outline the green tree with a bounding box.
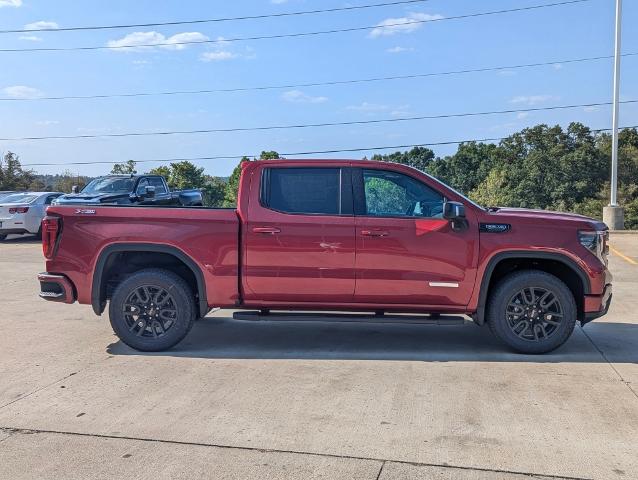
[371,146,435,172]
[202,175,227,207]
[0,152,35,190]
[223,157,250,207]
[146,161,225,207]
[429,142,499,194]
[222,151,280,207]
[54,170,88,193]
[110,160,137,174]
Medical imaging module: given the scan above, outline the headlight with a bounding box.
[578,230,609,265]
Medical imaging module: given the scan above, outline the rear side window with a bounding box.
[262,167,341,215]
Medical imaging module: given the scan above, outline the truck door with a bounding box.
[243,166,356,303]
[353,167,478,308]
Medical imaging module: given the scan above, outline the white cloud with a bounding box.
[385,46,414,53]
[161,32,209,50]
[200,51,237,62]
[516,112,530,120]
[583,106,599,112]
[347,102,388,112]
[346,102,409,116]
[0,0,22,7]
[369,12,443,38]
[19,35,42,41]
[24,20,59,30]
[552,63,563,70]
[510,95,559,106]
[106,31,209,51]
[271,0,289,3]
[2,85,43,99]
[498,70,516,77]
[36,120,59,126]
[282,90,328,104]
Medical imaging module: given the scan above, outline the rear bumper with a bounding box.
[583,284,612,324]
[38,272,76,304]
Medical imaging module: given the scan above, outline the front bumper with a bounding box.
[38,272,76,304]
[583,283,612,325]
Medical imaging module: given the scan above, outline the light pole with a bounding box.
[603,0,624,230]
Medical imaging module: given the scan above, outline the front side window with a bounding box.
[262,167,341,215]
[135,178,150,195]
[148,177,168,194]
[362,169,444,218]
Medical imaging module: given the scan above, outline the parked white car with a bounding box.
[0,192,63,241]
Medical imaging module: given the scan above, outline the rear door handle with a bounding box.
[253,226,281,234]
[361,230,389,237]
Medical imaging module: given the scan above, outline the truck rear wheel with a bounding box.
[487,270,576,354]
[109,268,195,351]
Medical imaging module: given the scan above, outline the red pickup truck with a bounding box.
[38,159,612,354]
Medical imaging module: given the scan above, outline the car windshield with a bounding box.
[1,193,39,204]
[82,177,135,194]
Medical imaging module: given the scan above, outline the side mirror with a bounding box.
[71,185,79,194]
[443,201,465,220]
[443,201,467,232]
[142,185,156,199]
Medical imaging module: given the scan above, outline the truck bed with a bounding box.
[45,205,240,309]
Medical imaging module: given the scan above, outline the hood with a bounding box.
[486,207,607,229]
[54,192,131,205]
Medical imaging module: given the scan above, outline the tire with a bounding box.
[487,270,576,354]
[109,268,196,351]
[0,234,6,241]
[35,226,42,240]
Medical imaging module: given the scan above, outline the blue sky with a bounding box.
[1,0,636,177]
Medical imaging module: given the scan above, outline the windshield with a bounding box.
[82,177,135,195]
[1,193,39,204]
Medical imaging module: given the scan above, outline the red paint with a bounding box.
[40,159,611,320]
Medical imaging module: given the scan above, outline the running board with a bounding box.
[232,311,468,325]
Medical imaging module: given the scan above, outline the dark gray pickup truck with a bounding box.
[53,175,203,207]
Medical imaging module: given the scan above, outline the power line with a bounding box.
[0,0,592,53]
[0,0,431,34]
[3,52,635,102]
[20,125,638,167]
[1,100,636,142]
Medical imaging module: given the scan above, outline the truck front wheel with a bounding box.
[109,268,196,351]
[487,270,576,354]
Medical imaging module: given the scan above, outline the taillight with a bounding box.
[42,216,60,259]
[9,206,29,214]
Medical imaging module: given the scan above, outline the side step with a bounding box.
[232,311,468,325]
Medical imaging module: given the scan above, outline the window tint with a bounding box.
[148,177,167,194]
[136,178,149,195]
[44,194,61,205]
[263,168,341,215]
[362,169,444,218]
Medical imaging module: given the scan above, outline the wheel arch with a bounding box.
[474,251,591,326]
[91,243,208,318]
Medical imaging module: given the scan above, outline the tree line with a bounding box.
[1,123,637,228]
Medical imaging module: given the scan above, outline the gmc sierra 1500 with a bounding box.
[38,159,612,354]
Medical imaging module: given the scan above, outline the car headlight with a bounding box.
[578,230,609,265]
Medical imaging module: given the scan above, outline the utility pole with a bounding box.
[604,0,624,230]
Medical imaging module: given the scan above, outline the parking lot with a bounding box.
[0,235,637,479]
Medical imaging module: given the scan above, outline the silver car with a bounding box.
[0,192,63,241]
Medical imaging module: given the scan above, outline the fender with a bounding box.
[473,250,591,325]
[91,243,208,318]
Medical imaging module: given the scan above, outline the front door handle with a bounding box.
[361,230,389,237]
[253,226,281,235]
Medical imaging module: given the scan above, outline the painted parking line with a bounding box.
[609,244,638,265]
